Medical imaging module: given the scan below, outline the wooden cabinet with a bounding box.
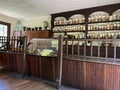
[13,30,51,42]
[51,3,120,38]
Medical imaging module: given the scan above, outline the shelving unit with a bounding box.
[52,14,85,39]
[87,10,120,39]
[51,3,120,39]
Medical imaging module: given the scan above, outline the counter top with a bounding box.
[63,55,120,65]
[0,50,57,58]
[1,50,120,65]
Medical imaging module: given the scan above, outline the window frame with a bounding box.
[0,21,11,38]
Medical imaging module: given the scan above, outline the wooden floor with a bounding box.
[0,71,79,90]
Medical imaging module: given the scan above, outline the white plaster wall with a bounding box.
[0,14,51,36]
[22,15,51,30]
[0,13,18,36]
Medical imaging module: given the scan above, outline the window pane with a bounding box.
[0,24,8,37]
[0,31,3,36]
[3,28,7,33]
[4,25,7,30]
[0,24,3,30]
[3,32,7,36]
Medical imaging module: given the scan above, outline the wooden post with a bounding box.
[56,35,63,88]
[21,36,27,77]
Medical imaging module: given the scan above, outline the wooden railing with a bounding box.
[63,36,120,62]
[0,35,27,77]
[0,36,27,52]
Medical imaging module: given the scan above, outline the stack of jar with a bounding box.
[111,14,120,21]
[87,32,120,39]
[54,19,67,25]
[54,18,85,25]
[88,22,120,30]
[53,25,85,32]
[88,15,109,22]
[88,14,120,23]
[23,26,42,31]
[67,18,85,24]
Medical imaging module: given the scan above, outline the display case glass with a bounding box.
[26,38,59,57]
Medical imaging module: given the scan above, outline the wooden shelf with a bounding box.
[54,23,85,26]
[88,29,120,31]
[53,30,85,33]
[88,20,120,24]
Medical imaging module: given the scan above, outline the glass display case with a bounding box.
[26,38,59,57]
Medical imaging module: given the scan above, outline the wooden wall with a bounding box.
[0,52,57,81]
[26,55,57,81]
[62,59,120,90]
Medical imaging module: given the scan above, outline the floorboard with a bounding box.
[0,71,79,90]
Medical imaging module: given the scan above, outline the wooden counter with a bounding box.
[1,51,120,90]
[0,52,57,81]
[62,58,120,90]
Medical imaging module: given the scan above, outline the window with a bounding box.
[0,24,8,36]
[0,21,10,37]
